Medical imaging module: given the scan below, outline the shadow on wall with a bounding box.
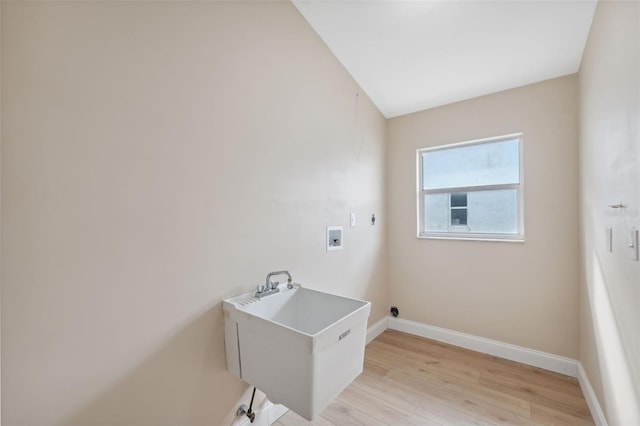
[63,303,245,426]
[586,249,640,424]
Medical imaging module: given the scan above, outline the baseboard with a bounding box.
[386,317,578,377]
[577,362,608,426]
[232,400,289,426]
[366,316,388,345]
[369,316,609,424]
[264,401,289,425]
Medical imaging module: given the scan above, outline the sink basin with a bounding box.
[223,285,371,420]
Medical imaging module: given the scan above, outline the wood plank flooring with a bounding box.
[275,330,593,425]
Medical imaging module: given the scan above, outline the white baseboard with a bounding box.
[386,317,578,377]
[369,316,609,425]
[366,316,388,345]
[232,400,289,426]
[577,362,608,426]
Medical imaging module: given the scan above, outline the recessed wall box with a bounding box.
[327,226,343,251]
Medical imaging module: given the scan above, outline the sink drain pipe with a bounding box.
[236,387,257,423]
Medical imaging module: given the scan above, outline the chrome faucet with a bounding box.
[266,270,292,287]
[255,270,293,298]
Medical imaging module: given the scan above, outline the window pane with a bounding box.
[451,208,467,226]
[424,193,448,231]
[450,192,467,207]
[467,189,518,234]
[424,189,518,234]
[422,138,519,190]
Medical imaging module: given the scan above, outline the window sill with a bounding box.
[417,234,525,243]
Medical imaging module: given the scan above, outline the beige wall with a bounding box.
[387,75,580,358]
[578,1,640,424]
[0,2,387,425]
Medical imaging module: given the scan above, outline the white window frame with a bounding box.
[416,133,525,242]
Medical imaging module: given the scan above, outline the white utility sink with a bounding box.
[223,285,371,420]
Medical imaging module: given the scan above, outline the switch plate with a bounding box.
[350,213,356,227]
[630,229,639,261]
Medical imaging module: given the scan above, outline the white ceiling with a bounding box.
[293,0,597,118]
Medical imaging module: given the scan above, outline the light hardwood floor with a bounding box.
[275,330,594,425]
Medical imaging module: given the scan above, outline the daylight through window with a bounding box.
[417,134,523,240]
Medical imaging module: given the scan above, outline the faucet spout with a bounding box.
[255,271,293,298]
[266,270,292,287]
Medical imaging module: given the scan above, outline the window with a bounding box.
[417,134,523,241]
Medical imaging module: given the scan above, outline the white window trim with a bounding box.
[416,133,525,242]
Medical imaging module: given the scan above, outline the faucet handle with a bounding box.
[256,284,264,294]
[270,281,280,290]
